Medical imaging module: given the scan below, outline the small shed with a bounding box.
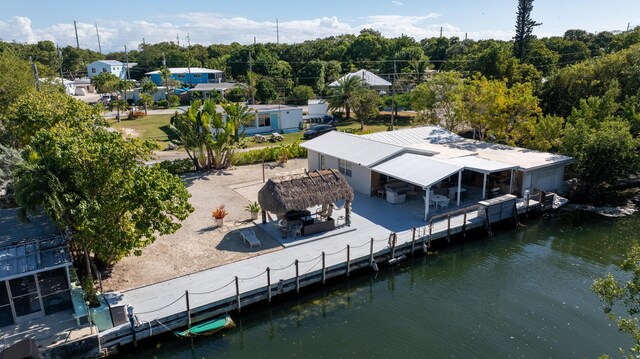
[258,169,355,224]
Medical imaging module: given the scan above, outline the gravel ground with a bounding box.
[102,159,307,292]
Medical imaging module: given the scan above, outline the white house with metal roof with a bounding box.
[328,69,391,91]
[302,127,573,219]
[87,60,127,79]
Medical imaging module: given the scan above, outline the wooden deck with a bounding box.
[100,193,544,354]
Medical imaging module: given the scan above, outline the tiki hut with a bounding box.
[258,169,354,225]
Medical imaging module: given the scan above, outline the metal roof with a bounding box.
[448,156,519,174]
[0,209,71,279]
[90,60,123,66]
[329,69,391,88]
[362,126,463,145]
[371,153,463,188]
[301,131,404,167]
[145,67,223,75]
[187,82,236,92]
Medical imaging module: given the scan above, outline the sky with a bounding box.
[0,0,638,53]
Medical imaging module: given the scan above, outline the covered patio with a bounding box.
[258,169,355,242]
[370,153,518,220]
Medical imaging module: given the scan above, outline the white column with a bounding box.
[482,173,487,199]
[456,170,462,206]
[424,186,431,221]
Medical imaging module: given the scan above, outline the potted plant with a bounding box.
[212,204,229,227]
[245,201,261,220]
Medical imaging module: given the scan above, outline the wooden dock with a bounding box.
[99,193,546,355]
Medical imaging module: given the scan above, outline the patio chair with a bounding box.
[290,222,303,239]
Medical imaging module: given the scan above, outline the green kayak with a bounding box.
[175,314,235,337]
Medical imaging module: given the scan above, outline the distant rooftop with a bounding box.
[145,67,223,75]
[329,69,391,88]
[90,60,123,66]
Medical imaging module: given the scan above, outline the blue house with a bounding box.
[145,67,223,86]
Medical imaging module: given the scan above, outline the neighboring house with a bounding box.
[41,77,76,96]
[87,60,127,79]
[0,208,81,327]
[145,68,223,86]
[72,78,95,94]
[302,127,573,218]
[218,104,303,135]
[186,82,238,99]
[328,69,391,92]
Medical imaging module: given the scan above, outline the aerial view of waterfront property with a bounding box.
[2,0,640,358]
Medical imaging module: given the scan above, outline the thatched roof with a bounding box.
[258,169,354,215]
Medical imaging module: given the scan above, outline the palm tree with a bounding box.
[160,67,172,101]
[327,76,364,119]
[140,77,157,116]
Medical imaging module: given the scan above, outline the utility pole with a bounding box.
[124,45,130,80]
[29,57,40,91]
[162,52,169,101]
[248,44,254,105]
[57,44,65,92]
[440,26,443,38]
[176,33,180,46]
[186,33,193,87]
[73,21,80,49]
[95,23,102,54]
[627,22,631,31]
[465,32,468,41]
[391,59,396,130]
[276,18,279,44]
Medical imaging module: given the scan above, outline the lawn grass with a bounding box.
[107,111,416,150]
[108,114,178,148]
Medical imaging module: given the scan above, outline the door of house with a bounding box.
[8,275,44,323]
[270,113,279,130]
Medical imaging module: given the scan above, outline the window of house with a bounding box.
[91,68,96,73]
[177,74,185,79]
[193,74,201,78]
[257,113,271,127]
[338,159,352,177]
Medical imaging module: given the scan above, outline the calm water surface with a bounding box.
[119,210,637,358]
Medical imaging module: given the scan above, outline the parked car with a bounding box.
[303,125,336,139]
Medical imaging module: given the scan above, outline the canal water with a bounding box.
[119,210,637,358]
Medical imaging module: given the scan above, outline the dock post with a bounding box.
[185,290,191,329]
[235,276,241,312]
[428,219,433,249]
[411,227,416,255]
[526,192,530,219]
[346,245,351,276]
[462,211,467,238]
[369,238,374,266]
[447,215,451,242]
[295,260,300,293]
[390,233,397,258]
[484,207,493,238]
[267,267,271,302]
[322,252,326,284]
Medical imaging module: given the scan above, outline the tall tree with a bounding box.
[351,90,381,131]
[513,0,542,60]
[14,124,193,269]
[327,76,364,119]
[140,77,157,116]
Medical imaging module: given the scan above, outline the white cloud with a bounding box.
[391,1,405,6]
[0,14,511,53]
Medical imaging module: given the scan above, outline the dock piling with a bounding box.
[369,238,374,267]
[322,252,326,284]
[346,245,351,276]
[295,260,300,293]
[462,211,467,238]
[267,267,271,302]
[428,220,433,249]
[447,215,451,242]
[185,290,191,329]
[235,276,241,312]
[411,227,416,255]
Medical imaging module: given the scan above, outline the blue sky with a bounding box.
[0,0,638,52]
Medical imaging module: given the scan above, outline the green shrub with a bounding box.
[232,141,307,166]
[157,99,168,109]
[169,94,180,107]
[157,158,196,174]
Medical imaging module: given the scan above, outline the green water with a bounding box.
[119,210,637,358]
